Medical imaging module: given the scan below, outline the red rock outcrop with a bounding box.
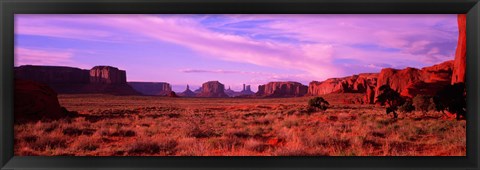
[364,85,376,104]
[15,65,90,84]
[179,85,196,97]
[256,81,307,97]
[452,14,466,84]
[14,65,138,95]
[128,82,172,96]
[374,60,454,101]
[196,81,229,98]
[14,79,65,123]
[308,73,378,95]
[90,66,127,84]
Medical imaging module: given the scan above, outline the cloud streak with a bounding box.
[15,14,458,84]
[14,47,75,66]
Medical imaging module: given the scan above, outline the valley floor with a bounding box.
[14,94,466,156]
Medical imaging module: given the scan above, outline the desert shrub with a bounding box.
[251,127,264,137]
[62,127,96,136]
[282,118,300,128]
[101,129,136,137]
[225,128,250,138]
[73,137,100,151]
[128,139,177,155]
[412,95,434,113]
[398,99,415,113]
[185,126,218,138]
[207,137,243,149]
[308,97,329,111]
[433,83,466,120]
[30,135,68,150]
[244,139,269,152]
[376,85,405,119]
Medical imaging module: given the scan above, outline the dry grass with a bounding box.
[14,93,466,156]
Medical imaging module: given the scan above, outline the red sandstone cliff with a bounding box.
[308,73,378,96]
[90,66,127,84]
[452,14,466,84]
[374,60,454,101]
[196,81,229,98]
[15,65,138,95]
[15,65,90,84]
[256,81,307,97]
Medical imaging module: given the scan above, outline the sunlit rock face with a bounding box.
[452,14,466,84]
[257,81,308,97]
[197,81,229,98]
[374,60,453,101]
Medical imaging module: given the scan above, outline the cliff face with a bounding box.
[90,66,127,84]
[256,81,307,97]
[128,82,172,96]
[452,14,466,84]
[15,65,138,95]
[15,65,90,84]
[308,73,378,96]
[374,60,454,101]
[196,81,229,98]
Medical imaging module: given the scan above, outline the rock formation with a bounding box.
[179,85,196,97]
[374,60,454,101]
[224,84,255,97]
[90,66,127,84]
[308,73,378,95]
[128,82,172,96]
[14,65,138,95]
[452,14,466,84]
[364,85,376,104]
[240,84,255,95]
[256,81,307,97]
[15,65,90,84]
[14,79,65,123]
[194,87,203,94]
[168,91,178,97]
[196,81,229,98]
[224,86,237,97]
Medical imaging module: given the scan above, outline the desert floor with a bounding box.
[14,93,466,156]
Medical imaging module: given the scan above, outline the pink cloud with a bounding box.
[15,47,74,66]
[15,14,457,82]
[95,15,343,81]
[15,15,149,43]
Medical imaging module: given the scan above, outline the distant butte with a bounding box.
[256,81,308,98]
[196,81,229,98]
[15,65,139,95]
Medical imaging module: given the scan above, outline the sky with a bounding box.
[14,14,458,92]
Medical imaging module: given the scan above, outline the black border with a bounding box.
[1,0,479,169]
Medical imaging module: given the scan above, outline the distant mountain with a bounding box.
[128,82,172,96]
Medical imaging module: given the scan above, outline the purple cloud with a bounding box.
[15,14,457,84]
[15,47,74,66]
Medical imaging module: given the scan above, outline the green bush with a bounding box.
[308,97,330,111]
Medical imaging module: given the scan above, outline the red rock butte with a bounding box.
[256,81,308,97]
[14,65,138,95]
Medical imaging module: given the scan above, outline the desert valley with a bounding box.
[14,49,466,156]
[13,14,467,156]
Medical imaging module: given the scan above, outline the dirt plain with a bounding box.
[14,93,466,156]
